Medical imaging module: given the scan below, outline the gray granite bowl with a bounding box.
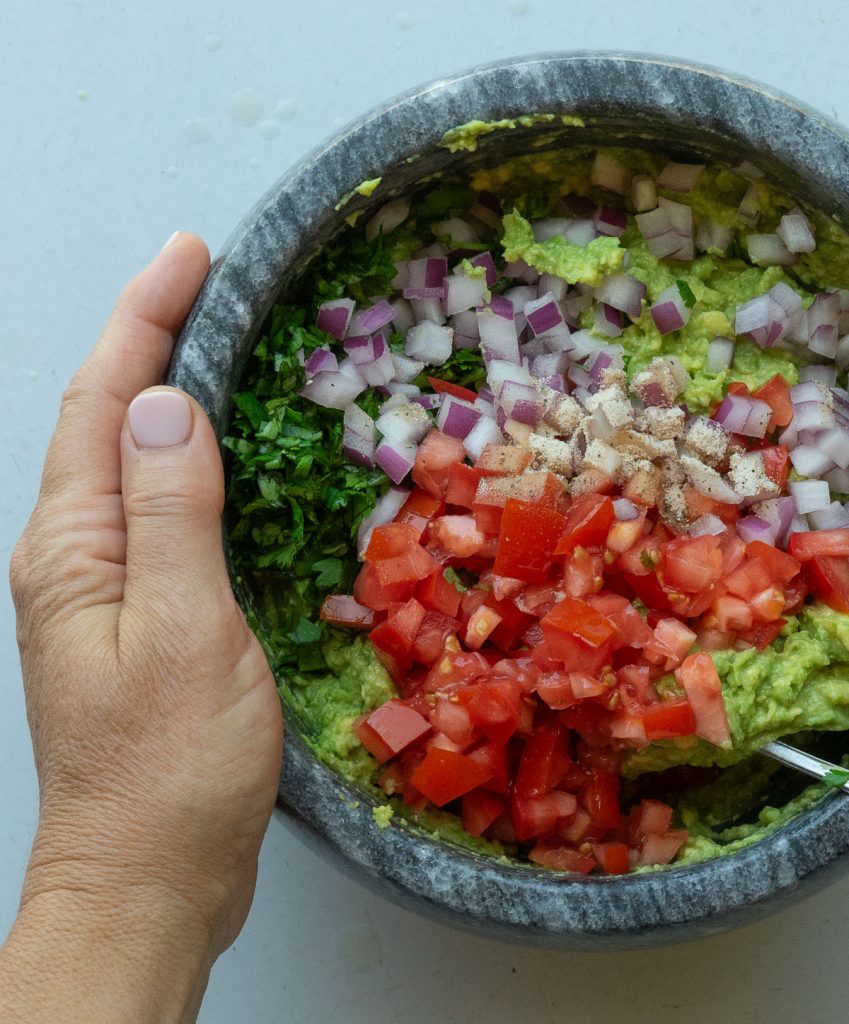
[167,52,849,948]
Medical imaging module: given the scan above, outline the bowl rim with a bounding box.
[168,51,849,947]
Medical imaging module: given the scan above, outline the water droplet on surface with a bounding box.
[204,33,222,52]
[273,97,297,122]
[396,10,413,28]
[507,0,527,13]
[182,117,212,143]
[165,165,179,179]
[77,89,89,102]
[227,88,264,126]
[249,157,261,170]
[258,118,280,140]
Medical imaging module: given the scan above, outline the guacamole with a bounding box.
[226,136,849,871]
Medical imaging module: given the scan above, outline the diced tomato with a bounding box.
[554,493,615,557]
[636,830,688,866]
[535,671,576,709]
[462,678,523,746]
[789,528,849,561]
[461,789,504,836]
[725,557,773,601]
[354,562,415,610]
[364,522,421,563]
[424,643,491,691]
[426,376,479,403]
[480,595,535,652]
[661,535,723,594]
[444,462,485,509]
[683,486,739,526]
[412,610,459,665]
[354,699,431,764]
[529,841,596,873]
[712,594,753,632]
[749,586,785,622]
[640,698,697,741]
[759,445,790,489]
[467,741,510,794]
[592,841,630,875]
[542,597,616,649]
[514,716,569,797]
[647,617,697,667]
[511,790,577,842]
[493,498,567,582]
[563,548,605,597]
[582,769,622,830]
[737,618,787,650]
[395,488,445,540]
[370,598,426,671]
[319,594,375,630]
[805,555,849,612]
[615,535,661,576]
[675,652,731,747]
[416,568,462,618]
[719,532,747,575]
[412,429,466,497]
[464,605,503,650]
[606,513,648,555]
[622,570,671,612]
[622,466,661,508]
[429,696,476,747]
[627,799,674,842]
[475,443,532,476]
[409,747,494,806]
[746,541,800,582]
[429,514,487,558]
[753,374,793,431]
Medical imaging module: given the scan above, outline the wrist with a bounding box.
[1,880,216,1024]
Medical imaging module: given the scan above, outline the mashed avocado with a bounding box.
[231,135,849,869]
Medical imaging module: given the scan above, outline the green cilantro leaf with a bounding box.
[823,767,849,789]
[675,278,697,309]
[444,567,468,593]
[312,557,344,589]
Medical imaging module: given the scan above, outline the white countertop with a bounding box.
[3,2,849,1021]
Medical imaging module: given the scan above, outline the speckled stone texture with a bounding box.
[168,53,849,948]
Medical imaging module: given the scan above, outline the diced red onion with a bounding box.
[391,353,424,383]
[793,401,835,433]
[789,513,810,535]
[683,460,742,505]
[390,297,415,333]
[591,152,629,195]
[688,513,727,537]
[791,380,828,405]
[410,393,442,411]
[410,297,446,325]
[403,258,448,299]
[800,364,838,387]
[777,209,816,254]
[651,283,692,335]
[360,343,396,388]
[737,184,761,228]
[705,336,735,374]
[469,191,502,229]
[807,292,840,358]
[357,299,395,335]
[437,396,482,439]
[525,292,566,336]
[563,194,596,217]
[568,363,594,391]
[790,479,832,514]
[477,298,520,363]
[595,273,646,317]
[342,403,377,467]
[469,251,498,287]
[530,352,570,378]
[442,272,489,316]
[432,217,480,244]
[487,358,534,397]
[747,234,795,267]
[594,207,628,238]
[657,162,705,192]
[736,515,776,545]
[316,298,355,340]
[533,218,572,242]
[499,380,543,425]
[818,426,849,468]
[628,175,656,216]
[375,439,418,485]
[594,304,624,338]
[713,392,771,438]
[537,375,566,393]
[753,496,795,547]
[734,283,801,348]
[826,466,849,493]
[613,498,640,521]
[566,219,599,247]
[299,370,365,409]
[789,445,836,478]
[404,321,453,365]
[365,198,410,242]
[503,259,539,284]
[304,347,338,376]
[356,486,410,556]
[463,415,503,460]
[809,502,849,530]
[695,218,733,254]
[537,273,568,302]
[733,159,765,181]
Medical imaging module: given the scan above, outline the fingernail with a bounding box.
[129,391,192,449]
[161,230,181,251]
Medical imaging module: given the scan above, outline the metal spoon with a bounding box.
[761,739,849,791]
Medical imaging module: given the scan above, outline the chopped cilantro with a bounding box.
[443,567,468,593]
[823,767,849,789]
[675,278,697,309]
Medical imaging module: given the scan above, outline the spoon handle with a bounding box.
[761,739,849,791]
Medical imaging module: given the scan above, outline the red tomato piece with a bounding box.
[725,557,774,600]
[373,545,437,589]
[712,594,753,633]
[319,594,375,630]
[354,699,431,764]
[395,488,444,540]
[759,445,790,489]
[606,513,648,555]
[660,535,723,594]
[514,716,570,798]
[682,486,739,527]
[412,429,466,497]
[553,493,615,557]
[429,514,487,558]
[511,790,577,842]
[464,605,503,650]
[463,678,523,746]
[592,842,631,875]
[628,799,674,841]
[409,747,493,806]
[789,528,849,562]
[467,741,510,794]
[640,698,697,741]
[749,586,785,623]
[746,541,801,583]
[411,610,459,665]
[737,618,787,650]
[753,374,793,430]
[429,695,476,747]
[424,643,491,692]
[461,789,504,836]
[542,597,616,649]
[416,568,462,618]
[582,768,622,830]
[563,548,605,597]
[480,594,534,652]
[622,570,672,612]
[535,671,577,710]
[444,462,486,509]
[805,555,849,612]
[364,522,422,562]
[615,534,662,576]
[354,562,416,610]
[493,498,567,583]
[649,617,697,667]
[370,597,426,661]
[426,376,478,403]
[636,830,688,867]
[675,652,731,747]
[528,841,596,874]
[474,443,532,476]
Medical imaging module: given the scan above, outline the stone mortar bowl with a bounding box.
[167,52,849,949]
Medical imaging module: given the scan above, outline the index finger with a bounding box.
[38,232,210,505]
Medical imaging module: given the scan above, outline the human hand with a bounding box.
[4,234,283,1022]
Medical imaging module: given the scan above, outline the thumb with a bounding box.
[120,386,236,629]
